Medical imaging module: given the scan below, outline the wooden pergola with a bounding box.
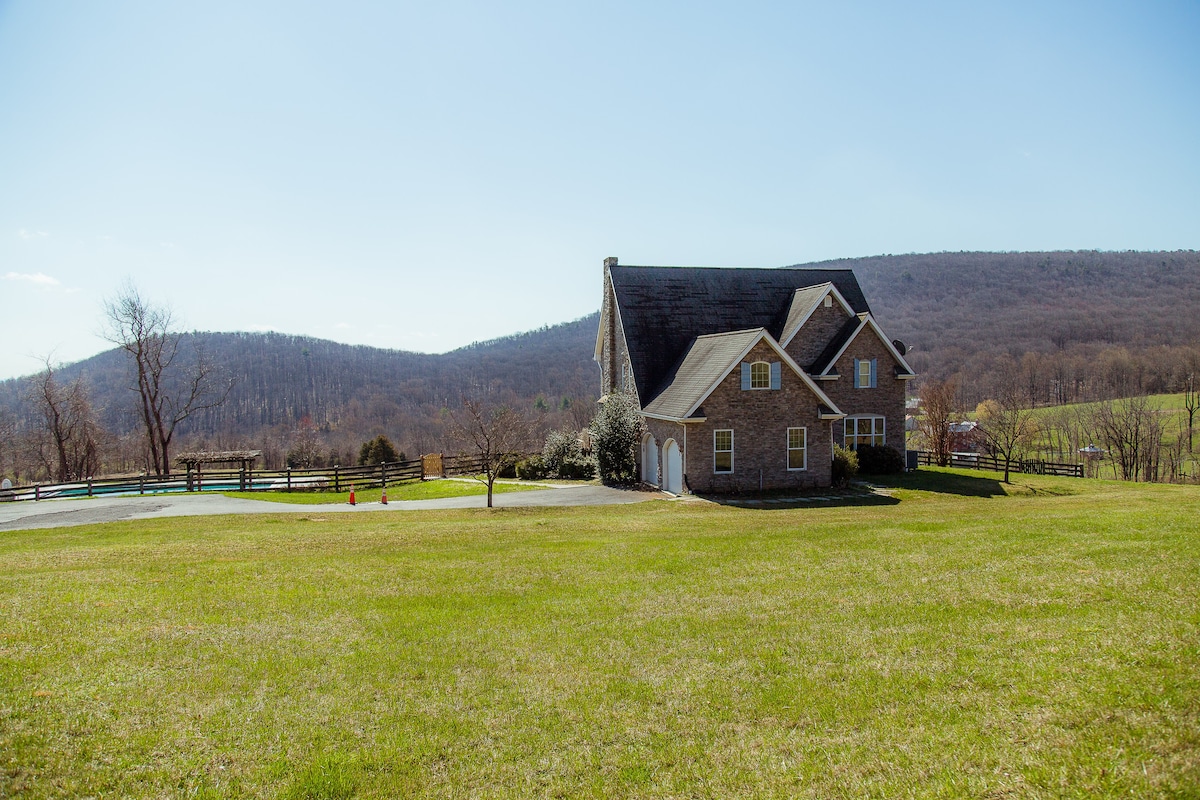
[175,450,262,491]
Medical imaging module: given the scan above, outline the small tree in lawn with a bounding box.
[590,394,641,485]
[975,389,1039,483]
[447,398,535,508]
[918,378,958,466]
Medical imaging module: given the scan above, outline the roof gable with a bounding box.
[608,265,871,404]
[813,314,916,377]
[779,283,856,348]
[642,328,842,421]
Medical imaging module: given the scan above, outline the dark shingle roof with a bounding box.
[642,329,764,419]
[609,265,871,404]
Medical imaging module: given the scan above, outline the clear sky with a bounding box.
[2,0,1198,380]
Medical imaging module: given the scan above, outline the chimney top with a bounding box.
[603,256,618,268]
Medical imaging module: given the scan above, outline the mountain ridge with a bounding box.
[3,250,1198,475]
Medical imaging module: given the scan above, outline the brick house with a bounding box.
[595,258,914,493]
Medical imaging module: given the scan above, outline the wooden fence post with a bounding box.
[334,466,340,493]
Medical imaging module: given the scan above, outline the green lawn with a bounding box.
[221,478,540,505]
[2,469,1198,798]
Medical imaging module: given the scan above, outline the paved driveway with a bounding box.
[0,485,662,532]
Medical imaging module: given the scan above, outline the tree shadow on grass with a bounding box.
[870,469,1008,498]
[698,491,901,510]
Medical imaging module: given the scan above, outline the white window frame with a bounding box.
[857,359,872,388]
[787,427,807,471]
[844,416,886,449]
[714,429,733,473]
[749,361,771,389]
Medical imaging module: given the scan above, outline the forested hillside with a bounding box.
[2,250,1198,480]
[0,315,600,476]
[813,250,1200,405]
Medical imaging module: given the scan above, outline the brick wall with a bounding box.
[820,326,908,452]
[784,301,852,368]
[659,341,834,492]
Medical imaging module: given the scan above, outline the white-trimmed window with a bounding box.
[787,427,807,470]
[714,429,733,473]
[750,361,770,389]
[845,416,885,449]
[741,361,782,390]
[854,358,877,388]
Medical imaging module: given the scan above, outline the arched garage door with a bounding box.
[662,439,682,495]
[641,433,659,486]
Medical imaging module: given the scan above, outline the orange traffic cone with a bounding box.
[380,487,388,504]
[348,486,356,506]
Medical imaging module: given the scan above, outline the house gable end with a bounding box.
[642,328,842,421]
[816,315,916,378]
[779,283,856,349]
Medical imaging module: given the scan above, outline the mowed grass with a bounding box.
[1,470,1198,799]
[221,478,540,505]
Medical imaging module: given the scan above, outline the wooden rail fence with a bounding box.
[915,451,1083,478]
[0,452,493,503]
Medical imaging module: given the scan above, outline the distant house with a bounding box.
[595,258,915,493]
[948,421,984,453]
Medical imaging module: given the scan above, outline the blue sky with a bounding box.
[2,0,1198,380]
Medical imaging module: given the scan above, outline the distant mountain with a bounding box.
[794,250,1200,404]
[3,250,1198,476]
[0,314,601,468]
[818,249,1200,357]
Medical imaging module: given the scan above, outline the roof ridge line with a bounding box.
[694,327,768,340]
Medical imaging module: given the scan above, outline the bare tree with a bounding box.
[1182,366,1198,454]
[102,282,230,476]
[564,395,598,432]
[975,387,1039,483]
[974,379,1041,484]
[30,359,102,482]
[447,397,535,507]
[918,378,958,467]
[1084,395,1162,482]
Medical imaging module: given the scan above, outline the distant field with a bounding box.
[1,469,1197,798]
[943,392,1200,478]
